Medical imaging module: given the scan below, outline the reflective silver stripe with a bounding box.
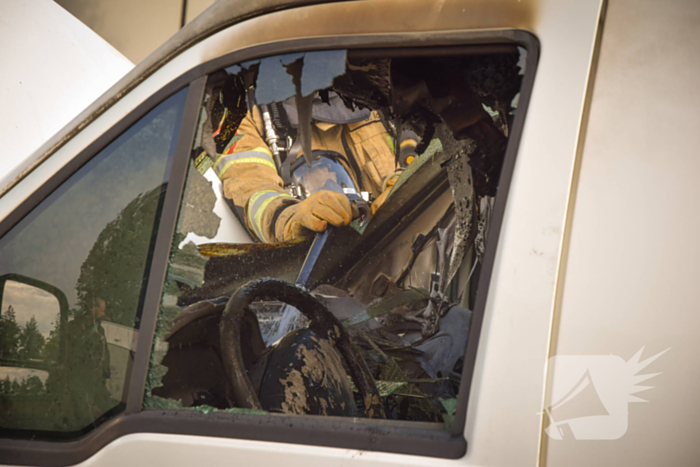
[214,149,275,177]
[248,190,291,242]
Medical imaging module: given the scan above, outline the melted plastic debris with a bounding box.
[436,125,475,295]
[474,196,494,263]
[464,52,523,120]
[332,56,392,110]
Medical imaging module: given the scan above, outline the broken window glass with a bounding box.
[146,47,526,428]
[0,88,188,437]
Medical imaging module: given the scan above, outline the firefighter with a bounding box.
[210,92,418,243]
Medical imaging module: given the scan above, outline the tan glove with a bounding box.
[279,190,353,241]
[370,172,401,215]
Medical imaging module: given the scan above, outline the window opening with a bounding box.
[146,47,526,429]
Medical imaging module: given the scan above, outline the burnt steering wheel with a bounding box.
[219,278,385,419]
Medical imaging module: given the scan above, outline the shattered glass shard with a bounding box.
[255,50,347,105]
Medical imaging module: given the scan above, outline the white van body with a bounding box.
[1,0,699,465]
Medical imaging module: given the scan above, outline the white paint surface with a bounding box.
[0,0,608,465]
[547,0,700,464]
[76,433,456,467]
[0,0,133,183]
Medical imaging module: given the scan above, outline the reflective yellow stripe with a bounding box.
[400,139,418,149]
[248,190,291,242]
[386,136,395,153]
[217,157,276,178]
[214,146,272,169]
[215,147,276,178]
[251,146,273,156]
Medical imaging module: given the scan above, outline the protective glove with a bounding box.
[280,190,353,241]
[370,171,402,215]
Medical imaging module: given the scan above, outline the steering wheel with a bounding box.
[219,278,386,419]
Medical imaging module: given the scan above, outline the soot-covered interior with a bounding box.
[147,46,526,427]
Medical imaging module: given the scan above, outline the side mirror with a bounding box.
[0,274,69,372]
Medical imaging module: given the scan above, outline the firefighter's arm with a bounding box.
[219,107,295,242]
[224,162,352,242]
[220,108,352,242]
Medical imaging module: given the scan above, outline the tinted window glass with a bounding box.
[0,88,187,437]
